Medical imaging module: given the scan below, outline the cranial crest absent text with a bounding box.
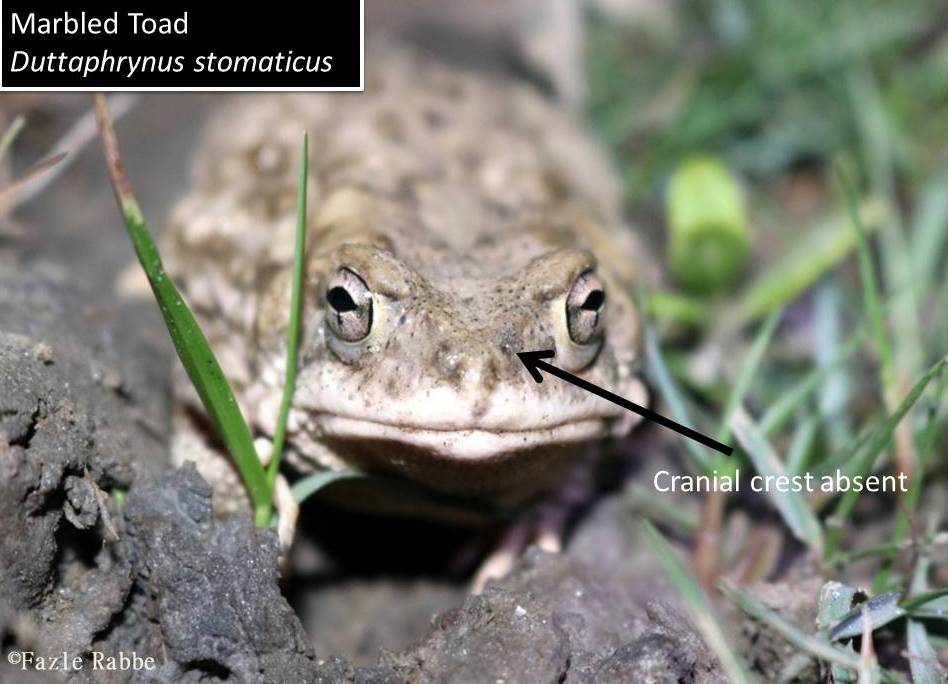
[653,468,908,494]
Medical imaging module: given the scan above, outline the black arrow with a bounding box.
[516,350,733,456]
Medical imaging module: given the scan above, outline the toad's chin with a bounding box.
[290,412,638,505]
[310,413,630,461]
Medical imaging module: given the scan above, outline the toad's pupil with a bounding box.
[328,287,358,312]
[582,290,605,311]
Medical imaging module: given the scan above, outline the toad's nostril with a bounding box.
[433,343,466,383]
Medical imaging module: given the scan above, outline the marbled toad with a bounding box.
[166,47,650,535]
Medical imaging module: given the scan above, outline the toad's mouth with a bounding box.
[310,413,625,461]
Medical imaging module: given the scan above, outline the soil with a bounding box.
[0,96,822,683]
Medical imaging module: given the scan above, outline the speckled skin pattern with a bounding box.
[166,48,649,509]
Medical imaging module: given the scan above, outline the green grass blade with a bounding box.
[932,273,948,360]
[641,522,753,684]
[817,582,858,633]
[291,468,369,503]
[718,309,781,442]
[909,168,948,300]
[914,371,947,473]
[0,115,25,160]
[814,279,852,449]
[644,325,712,471]
[729,406,824,551]
[731,198,890,326]
[93,95,271,522]
[830,592,904,641]
[758,328,865,437]
[722,580,860,671]
[625,482,699,535]
[906,524,946,684]
[267,133,308,490]
[876,371,946,590]
[907,621,942,684]
[721,582,909,684]
[907,599,948,621]
[817,581,859,684]
[825,531,948,570]
[812,419,879,481]
[0,152,67,215]
[846,57,925,396]
[837,168,895,404]
[785,413,818,475]
[901,588,948,613]
[825,358,947,555]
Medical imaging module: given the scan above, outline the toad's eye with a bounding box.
[325,268,373,342]
[565,270,606,345]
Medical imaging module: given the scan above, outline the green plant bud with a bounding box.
[666,156,750,292]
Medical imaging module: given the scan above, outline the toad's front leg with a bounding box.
[471,452,598,593]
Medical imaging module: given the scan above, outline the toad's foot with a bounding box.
[471,457,595,593]
[255,437,299,550]
[470,508,565,594]
[274,472,299,553]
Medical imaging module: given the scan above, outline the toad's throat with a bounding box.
[310,413,617,460]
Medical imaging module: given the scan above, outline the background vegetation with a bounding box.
[585,0,948,679]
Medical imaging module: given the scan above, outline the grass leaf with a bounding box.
[759,329,865,436]
[722,581,860,672]
[718,309,781,442]
[266,132,308,490]
[644,325,712,471]
[906,621,942,684]
[831,592,904,641]
[817,581,859,631]
[901,588,948,613]
[877,371,947,589]
[909,168,948,299]
[905,524,947,684]
[0,152,68,214]
[625,482,699,535]
[785,413,818,475]
[817,581,859,684]
[825,357,947,555]
[731,198,890,327]
[729,406,824,550]
[721,582,909,684]
[837,168,895,404]
[642,522,753,684]
[92,94,272,523]
[0,115,25,160]
[826,531,948,570]
[813,279,851,449]
[291,468,370,503]
[906,599,948,621]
